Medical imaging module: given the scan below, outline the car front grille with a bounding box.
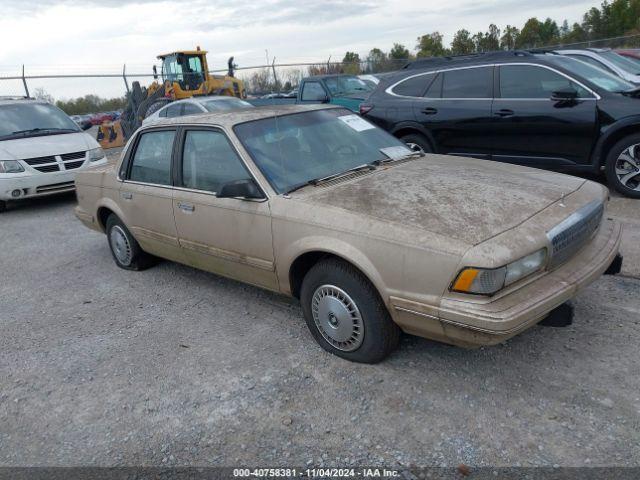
[36,181,75,194]
[60,151,86,161]
[64,160,85,170]
[547,200,604,269]
[34,164,61,173]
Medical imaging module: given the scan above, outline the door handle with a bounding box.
[177,202,195,213]
[494,109,514,117]
[121,192,133,200]
[421,107,438,115]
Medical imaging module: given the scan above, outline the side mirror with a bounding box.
[218,179,263,200]
[153,65,158,80]
[551,88,578,102]
[81,121,92,131]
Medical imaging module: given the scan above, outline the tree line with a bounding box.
[342,0,640,72]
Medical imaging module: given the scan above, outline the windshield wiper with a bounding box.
[10,127,77,136]
[371,150,425,166]
[283,164,376,196]
[619,87,640,97]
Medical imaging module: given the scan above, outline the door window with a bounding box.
[181,130,252,193]
[129,130,175,185]
[164,103,183,118]
[499,65,590,98]
[301,82,326,101]
[392,73,435,97]
[442,67,492,98]
[182,103,203,115]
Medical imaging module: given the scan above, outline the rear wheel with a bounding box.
[300,258,400,363]
[605,134,640,198]
[0,200,6,213]
[106,214,157,271]
[400,132,433,153]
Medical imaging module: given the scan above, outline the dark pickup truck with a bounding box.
[248,74,375,112]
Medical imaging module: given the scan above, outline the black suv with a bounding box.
[360,51,640,197]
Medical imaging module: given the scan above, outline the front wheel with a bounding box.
[605,134,640,198]
[300,258,400,363]
[106,214,157,271]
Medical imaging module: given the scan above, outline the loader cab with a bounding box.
[159,50,209,96]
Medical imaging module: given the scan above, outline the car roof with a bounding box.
[143,104,340,130]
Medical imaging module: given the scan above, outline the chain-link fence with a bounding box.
[2,33,639,107]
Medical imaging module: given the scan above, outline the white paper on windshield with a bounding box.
[338,114,376,132]
[380,146,412,160]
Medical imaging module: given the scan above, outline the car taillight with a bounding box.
[359,104,373,116]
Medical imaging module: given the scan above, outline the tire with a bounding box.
[105,214,157,271]
[300,258,400,363]
[144,98,171,118]
[400,132,433,153]
[604,133,640,198]
[0,200,6,213]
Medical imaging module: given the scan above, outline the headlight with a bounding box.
[451,248,547,295]
[0,160,25,173]
[88,147,106,162]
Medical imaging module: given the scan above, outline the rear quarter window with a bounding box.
[391,73,435,97]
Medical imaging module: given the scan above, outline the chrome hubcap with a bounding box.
[110,225,132,265]
[615,143,640,191]
[311,285,364,352]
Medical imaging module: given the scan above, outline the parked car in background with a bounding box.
[0,98,107,212]
[70,114,93,131]
[248,75,374,112]
[360,50,640,197]
[142,96,254,125]
[556,48,640,84]
[616,49,640,66]
[74,105,622,363]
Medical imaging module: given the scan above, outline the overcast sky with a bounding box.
[0,0,598,98]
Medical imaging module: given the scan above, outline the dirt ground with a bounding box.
[0,151,638,469]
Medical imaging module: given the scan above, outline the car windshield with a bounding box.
[234,108,412,194]
[598,50,640,74]
[324,76,374,97]
[620,54,640,68]
[545,56,635,92]
[0,102,79,140]
[202,98,254,112]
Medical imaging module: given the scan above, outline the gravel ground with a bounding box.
[0,159,639,468]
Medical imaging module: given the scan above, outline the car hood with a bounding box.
[0,132,97,160]
[297,155,586,245]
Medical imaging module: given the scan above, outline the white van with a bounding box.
[0,98,107,212]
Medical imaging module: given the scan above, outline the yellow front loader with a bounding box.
[98,47,246,148]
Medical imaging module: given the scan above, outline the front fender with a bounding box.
[590,115,640,168]
[277,235,389,304]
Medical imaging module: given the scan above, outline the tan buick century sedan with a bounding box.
[75,105,623,363]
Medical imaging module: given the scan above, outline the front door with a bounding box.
[491,64,598,168]
[412,66,495,158]
[171,128,278,290]
[118,128,185,263]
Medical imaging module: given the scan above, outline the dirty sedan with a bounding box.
[74,105,622,363]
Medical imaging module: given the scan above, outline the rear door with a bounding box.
[412,66,495,158]
[491,64,598,168]
[171,128,278,290]
[118,128,185,263]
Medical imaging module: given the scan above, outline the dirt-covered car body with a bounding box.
[74,105,622,358]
